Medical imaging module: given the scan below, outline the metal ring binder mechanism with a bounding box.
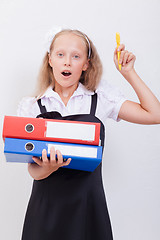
[25,142,35,152]
[25,123,34,133]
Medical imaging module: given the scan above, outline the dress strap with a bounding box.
[90,92,97,116]
[37,99,47,114]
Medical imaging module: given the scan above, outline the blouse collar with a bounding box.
[39,82,94,100]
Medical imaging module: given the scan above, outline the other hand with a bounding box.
[114,44,136,74]
[32,146,72,173]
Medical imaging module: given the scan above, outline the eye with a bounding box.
[73,55,80,59]
[57,53,63,57]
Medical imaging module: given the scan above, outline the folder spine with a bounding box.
[4,138,102,172]
[3,116,100,145]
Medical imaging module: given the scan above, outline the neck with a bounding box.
[54,82,79,105]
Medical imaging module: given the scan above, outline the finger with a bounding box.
[56,150,63,164]
[50,146,56,164]
[127,53,136,62]
[119,50,128,65]
[62,158,72,166]
[32,156,42,166]
[122,52,130,66]
[117,44,125,52]
[42,149,49,165]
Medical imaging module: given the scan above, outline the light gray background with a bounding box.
[0,0,160,239]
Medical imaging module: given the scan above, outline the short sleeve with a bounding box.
[96,80,127,122]
[17,97,38,118]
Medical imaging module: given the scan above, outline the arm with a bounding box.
[114,45,160,124]
[28,147,71,180]
[17,99,71,180]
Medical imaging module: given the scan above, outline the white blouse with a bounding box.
[17,81,127,125]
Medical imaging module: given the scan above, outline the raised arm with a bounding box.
[114,44,160,124]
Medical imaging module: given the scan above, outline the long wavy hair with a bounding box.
[35,29,103,97]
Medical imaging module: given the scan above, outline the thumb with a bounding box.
[32,156,42,166]
[114,47,118,55]
[113,47,118,62]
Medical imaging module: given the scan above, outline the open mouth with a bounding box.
[61,71,72,77]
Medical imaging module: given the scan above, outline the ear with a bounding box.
[48,53,53,68]
[82,60,90,71]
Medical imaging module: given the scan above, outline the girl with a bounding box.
[17,29,160,240]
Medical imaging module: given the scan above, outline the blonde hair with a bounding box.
[35,29,103,97]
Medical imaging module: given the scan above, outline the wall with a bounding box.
[0,0,160,239]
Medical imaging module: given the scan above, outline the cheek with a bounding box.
[51,63,60,77]
[73,62,85,73]
[51,61,61,73]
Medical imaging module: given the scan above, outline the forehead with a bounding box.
[53,33,87,52]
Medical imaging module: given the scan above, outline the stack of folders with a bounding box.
[3,116,102,172]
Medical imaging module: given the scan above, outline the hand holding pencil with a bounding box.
[114,32,136,73]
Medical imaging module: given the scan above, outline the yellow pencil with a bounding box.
[116,32,121,71]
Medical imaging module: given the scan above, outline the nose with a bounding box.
[64,55,71,67]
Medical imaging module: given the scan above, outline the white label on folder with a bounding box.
[46,121,95,141]
[48,144,97,158]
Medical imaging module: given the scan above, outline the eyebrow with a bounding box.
[55,49,83,55]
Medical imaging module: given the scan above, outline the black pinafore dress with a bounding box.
[21,93,113,240]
